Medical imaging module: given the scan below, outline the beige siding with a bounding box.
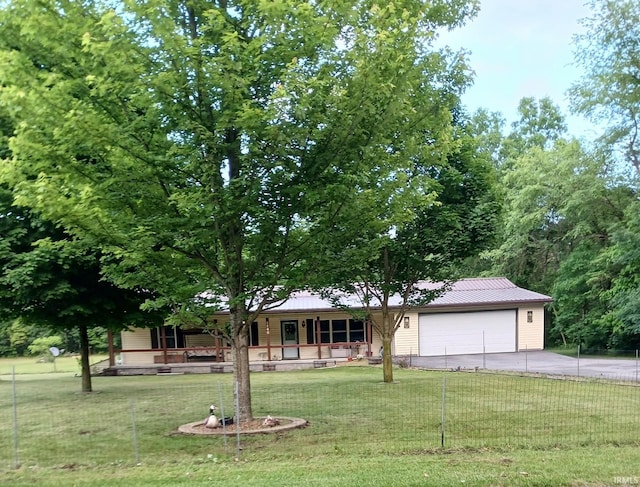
[367,312,383,357]
[121,328,156,365]
[392,311,420,355]
[517,305,545,351]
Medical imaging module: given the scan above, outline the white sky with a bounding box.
[438,0,598,138]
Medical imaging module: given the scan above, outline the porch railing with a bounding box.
[110,342,372,366]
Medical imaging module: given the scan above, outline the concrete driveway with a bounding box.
[404,350,640,382]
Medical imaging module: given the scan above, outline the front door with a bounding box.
[281,320,299,359]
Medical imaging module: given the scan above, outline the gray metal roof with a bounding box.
[424,278,552,308]
[259,277,552,314]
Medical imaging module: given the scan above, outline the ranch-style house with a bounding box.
[111,277,552,372]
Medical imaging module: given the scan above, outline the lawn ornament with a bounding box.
[204,404,219,428]
[262,415,280,427]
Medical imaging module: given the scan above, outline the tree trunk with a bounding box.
[78,323,92,393]
[382,334,394,383]
[381,306,394,383]
[231,311,252,422]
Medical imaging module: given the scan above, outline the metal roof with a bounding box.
[258,277,552,314]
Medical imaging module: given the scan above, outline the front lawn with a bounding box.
[1,365,639,486]
[0,354,108,376]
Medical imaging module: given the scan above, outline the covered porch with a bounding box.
[109,314,379,371]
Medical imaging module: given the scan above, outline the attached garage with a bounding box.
[418,309,517,356]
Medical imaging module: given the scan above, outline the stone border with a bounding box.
[178,416,308,435]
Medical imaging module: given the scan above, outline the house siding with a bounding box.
[121,328,155,365]
[517,305,545,351]
[393,311,420,356]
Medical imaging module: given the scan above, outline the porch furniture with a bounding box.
[185,348,217,362]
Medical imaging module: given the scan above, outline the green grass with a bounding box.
[547,345,640,359]
[0,355,108,376]
[1,365,639,486]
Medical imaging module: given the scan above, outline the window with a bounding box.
[250,321,259,346]
[332,319,347,342]
[349,319,365,342]
[150,326,184,349]
[312,319,367,344]
[320,320,331,343]
[527,311,533,323]
[306,319,315,344]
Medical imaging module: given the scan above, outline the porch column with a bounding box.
[367,319,372,357]
[160,325,168,364]
[213,320,220,362]
[107,329,115,366]
[316,316,321,359]
[266,317,272,361]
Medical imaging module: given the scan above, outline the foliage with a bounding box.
[571,0,640,173]
[0,318,39,356]
[486,93,640,350]
[314,114,500,382]
[502,96,568,159]
[0,184,164,391]
[0,0,479,416]
[26,335,63,357]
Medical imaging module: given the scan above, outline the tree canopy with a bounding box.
[313,111,500,382]
[0,184,164,391]
[570,0,640,173]
[0,0,480,416]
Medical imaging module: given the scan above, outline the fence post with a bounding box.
[441,375,446,448]
[218,381,228,448]
[130,399,140,465]
[234,381,241,458]
[482,331,486,369]
[12,367,20,469]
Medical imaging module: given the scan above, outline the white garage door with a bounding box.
[419,310,516,356]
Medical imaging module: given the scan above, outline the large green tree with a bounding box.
[489,127,639,350]
[315,113,500,382]
[0,0,478,419]
[0,185,164,392]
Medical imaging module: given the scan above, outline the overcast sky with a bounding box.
[438,0,597,138]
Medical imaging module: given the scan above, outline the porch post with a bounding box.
[266,317,272,361]
[213,320,220,362]
[107,329,115,366]
[367,319,372,357]
[160,326,168,364]
[316,316,321,359]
